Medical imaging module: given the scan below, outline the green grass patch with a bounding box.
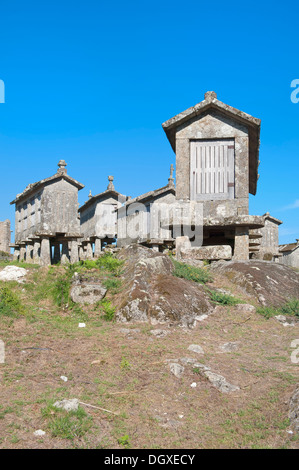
[206,288,243,306]
[0,285,26,317]
[102,277,122,294]
[171,258,212,284]
[42,402,93,440]
[69,253,124,277]
[257,298,299,319]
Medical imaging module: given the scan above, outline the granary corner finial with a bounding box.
[204,91,217,101]
[168,163,175,187]
[57,159,67,174]
[88,190,92,199]
[107,175,115,190]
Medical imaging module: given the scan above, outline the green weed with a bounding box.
[257,298,299,319]
[0,286,25,317]
[207,289,242,306]
[171,258,212,284]
[100,299,116,321]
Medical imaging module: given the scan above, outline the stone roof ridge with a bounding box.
[162,90,261,130]
[262,212,283,225]
[10,161,84,205]
[123,182,176,207]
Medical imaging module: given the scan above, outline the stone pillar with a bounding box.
[70,240,79,264]
[40,237,51,266]
[94,238,102,258]
[33,241,41,264]
[53,244,61,264]
[26,242,34,263]
[79,245,84,261]
[61,241,70,265]
[86,242,93,260]
[233,227,249,260]
[13,247,20,261]
[19,245,26,261]
[152,244,160,252]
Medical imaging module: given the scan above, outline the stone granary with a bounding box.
[117,167,176,251]
[249,212,282,261]
[0,220,11,254]
[279,239,299,268]
[161,91,268,261]
[10,160,84,265]
[79,176,128,258]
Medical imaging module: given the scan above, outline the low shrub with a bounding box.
[280,298,299,317]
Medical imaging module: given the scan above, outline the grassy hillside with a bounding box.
[0,256,298,449]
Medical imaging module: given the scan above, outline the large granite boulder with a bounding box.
[209,260,299,306]
[113,244,213,327]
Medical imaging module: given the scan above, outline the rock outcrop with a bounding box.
[209,260,299,306]
[0,266,28,282]
[70,272,107,304]
[114,244,213,327]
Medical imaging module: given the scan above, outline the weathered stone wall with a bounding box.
[15,189,43,242]
[0,219,11,253]
[42,179,80,235]
[175,110,249,218]
[280,246,299,268]
[80,195,121,239]
[118,191,175,246]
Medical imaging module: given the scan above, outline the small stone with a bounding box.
[235,304,256,313]
[78,323,86,328]
[34,429,46,437]
[275,315,287,323]
[60,376,68,382]
[195,314,208,322]
[188,344,204,354]
[150,329,168,338]
[218,342,239,353]
[203,371,240,393]
[53,398,79,412]
[190,382,197,388]
[169,363,184,378]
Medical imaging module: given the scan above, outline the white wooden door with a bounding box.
[190,140,235,200]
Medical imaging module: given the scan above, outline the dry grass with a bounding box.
[0,263,298,449]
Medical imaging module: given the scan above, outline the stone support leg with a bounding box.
[61,242,70,265]
[94,238,102,258]
[233,227,249,260]
[33,241,41,264]
[26,243,34,263]
[19,245,26,262]
[86,242,93,260]
[40,237,51,266]
[70,240,79,264]
[13,247,20,261]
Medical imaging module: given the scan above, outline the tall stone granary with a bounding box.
[10,160,84,265]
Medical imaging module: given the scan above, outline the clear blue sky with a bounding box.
[0,0,298,244]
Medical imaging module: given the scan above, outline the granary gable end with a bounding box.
[162,91,261,214]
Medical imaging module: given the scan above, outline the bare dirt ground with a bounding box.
[0,264,298,449]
